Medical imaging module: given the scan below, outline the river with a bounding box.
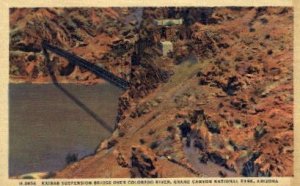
[9,83,122,176]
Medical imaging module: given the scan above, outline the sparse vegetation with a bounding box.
[65,153,78,165]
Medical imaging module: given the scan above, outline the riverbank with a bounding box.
[9,75,106,85]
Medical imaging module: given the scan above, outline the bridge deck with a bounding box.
[42,41,130,90]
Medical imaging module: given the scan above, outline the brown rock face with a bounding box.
[130,146,159,178]
[10,8,140,84]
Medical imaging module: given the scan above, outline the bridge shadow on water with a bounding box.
[43,48,114,133]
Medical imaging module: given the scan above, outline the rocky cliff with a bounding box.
[10,8,139,84]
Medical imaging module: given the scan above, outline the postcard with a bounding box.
[0,0,298,185]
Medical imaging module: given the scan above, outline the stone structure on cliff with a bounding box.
[160,41,173,57]
[155,19,183,26]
